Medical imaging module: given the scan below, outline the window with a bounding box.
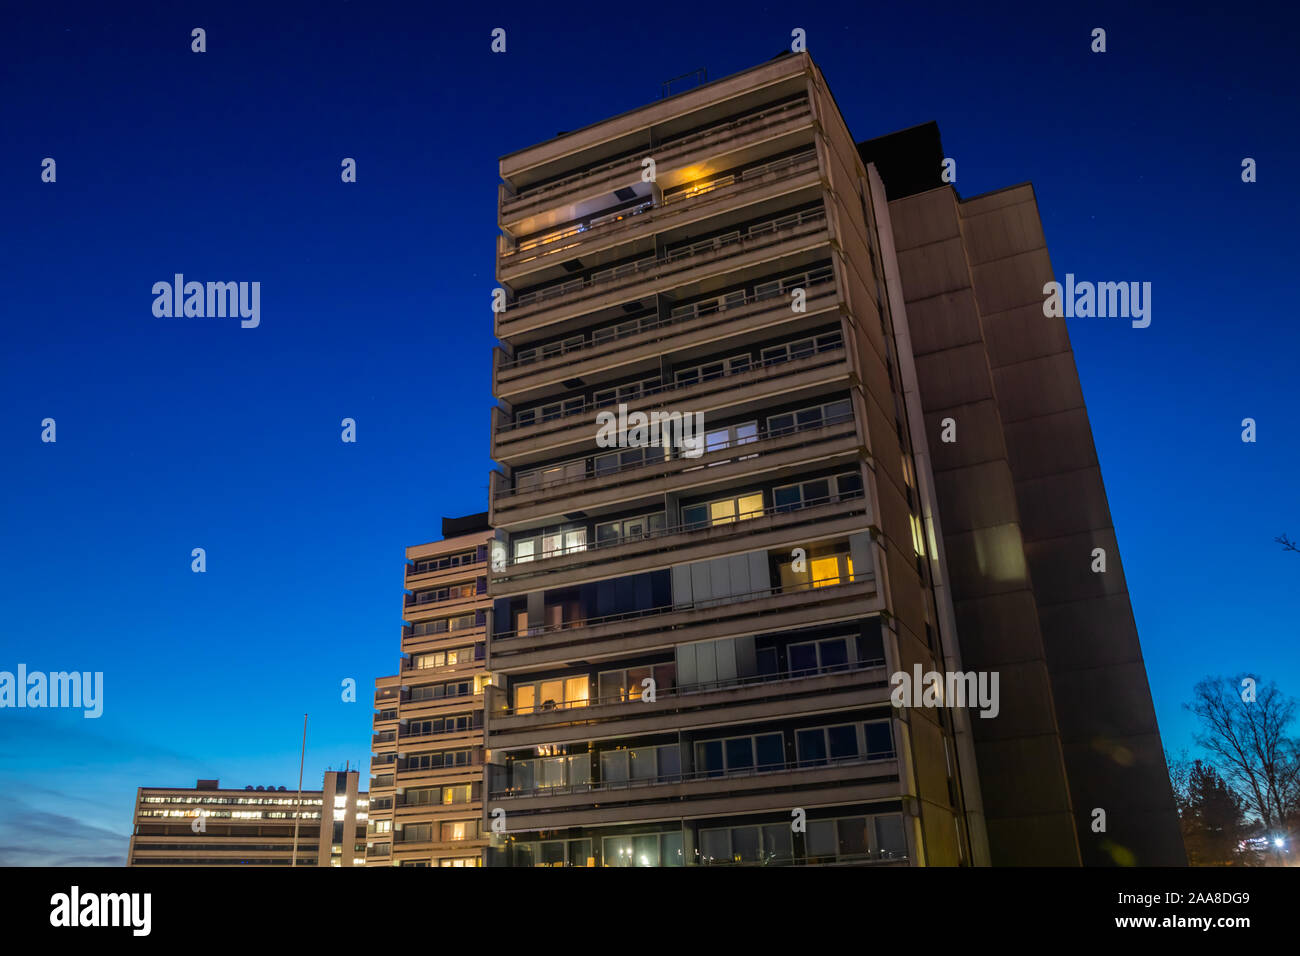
[403,713,477,737]
[592,375,661,407]
[441,785,471,805]
[409,646,475,670]
[511,838,593,867]
[772,472,863,512]
[513,676,589,714]
[674,354,751,386]
[512,525,587,564]
[595,511,666,545]
[788,636,853,676]
[776,541,855,590]
[440,820,478,842]
[597,662,676,702]
[795,720,892,766]
[601,832,683,867]
[411,550,478,573]
[510,753,590,793]
[864,720,895,760]
[698,824,792,865]
[412,582,477,605]
[598,743,680,786]
[408,679,473,702]
[515,458,586,494]
[760,330,843,365]
[515,395,584,427]
[438,856,482,867]
[694,732,784,776]
[702,422,758,461]
[411,613,477,637]
[681,491,764,529]
[766,399,853,436]
[803,813,908,862]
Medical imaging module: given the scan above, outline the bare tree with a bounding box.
[1186,675,1300,844]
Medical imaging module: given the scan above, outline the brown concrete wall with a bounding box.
[957,186,1185,866]
[889,186,1081,866]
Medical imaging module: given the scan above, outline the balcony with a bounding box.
[487,660,889,750]
[499,97,815,234]
[493,337,849,467]
[498,149,821,286]
[494,275,839,407]
[491,490,868,597]
[488,572,878,672]
[497,207,829,341]
[490,411,859,529]
[483,755,900,832]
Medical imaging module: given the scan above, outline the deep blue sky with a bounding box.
[1,1,1297,864]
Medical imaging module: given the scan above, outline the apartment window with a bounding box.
[599,743,681,786]
[776,542,854,589]
[412,582,477,605]
[592,314,656,346]
[404,713,476,737]
[410,646,475,670]
[601,832,684,867]
[597,662,676,702]
[670,290,746,321]
[441,785,472,805]
[407,679,473,702]
[511,753,590,792]
[702,421,758,459]
[440,820,479,842]
[694,732,784,777]
[772,471,863,512]
[753,264,834,302]
[370,820,392,834]
[399,824,433,844]
[674,354,751,386]
[760,330,843,365]
[403,749,473,772]
[796,723,861,767]
[766,399,852,437]
[595,511,666,545]
[512,525,587,564]
[681,491,764,529]
[511,838,593,867]
[400,860,430,867]
[515,395,584,427]
[805,813,907,862]
[699,824,792,865]
[410,613,478,637]
[593,443,670,476]
[513,334,584,366]
[788,636,852,676]
[592,375,661,407]
[438,857,482,867]
[411,550,477,574]
[515,458,587,494]
[513,676,589,714]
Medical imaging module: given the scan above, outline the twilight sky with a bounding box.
[1,0,1297,864]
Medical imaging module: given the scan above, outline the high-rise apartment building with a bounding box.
[366,515,494,867]
[481,52,1184,867]
[483,53,990,867]
[127,771,366,867]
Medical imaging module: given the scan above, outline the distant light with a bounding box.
[1275,837,1286,848]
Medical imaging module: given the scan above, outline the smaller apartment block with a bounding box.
[127,771,366,867]
[367,514,494,867]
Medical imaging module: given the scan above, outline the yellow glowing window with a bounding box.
[515,685,536,713]
[564,677,589,708]
[810,556,841,587]
[710,500,737,525]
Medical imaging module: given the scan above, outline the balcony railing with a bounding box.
[490,750,896,800]
[510,207,827,310]
[499,654,884,718]
[501,408,853,499]
[492,571,870,642]
[497,489,865,574]
[498,270,834,373]
[501,148,821,269]
[498,338,845,435]
[502,98,810,205]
